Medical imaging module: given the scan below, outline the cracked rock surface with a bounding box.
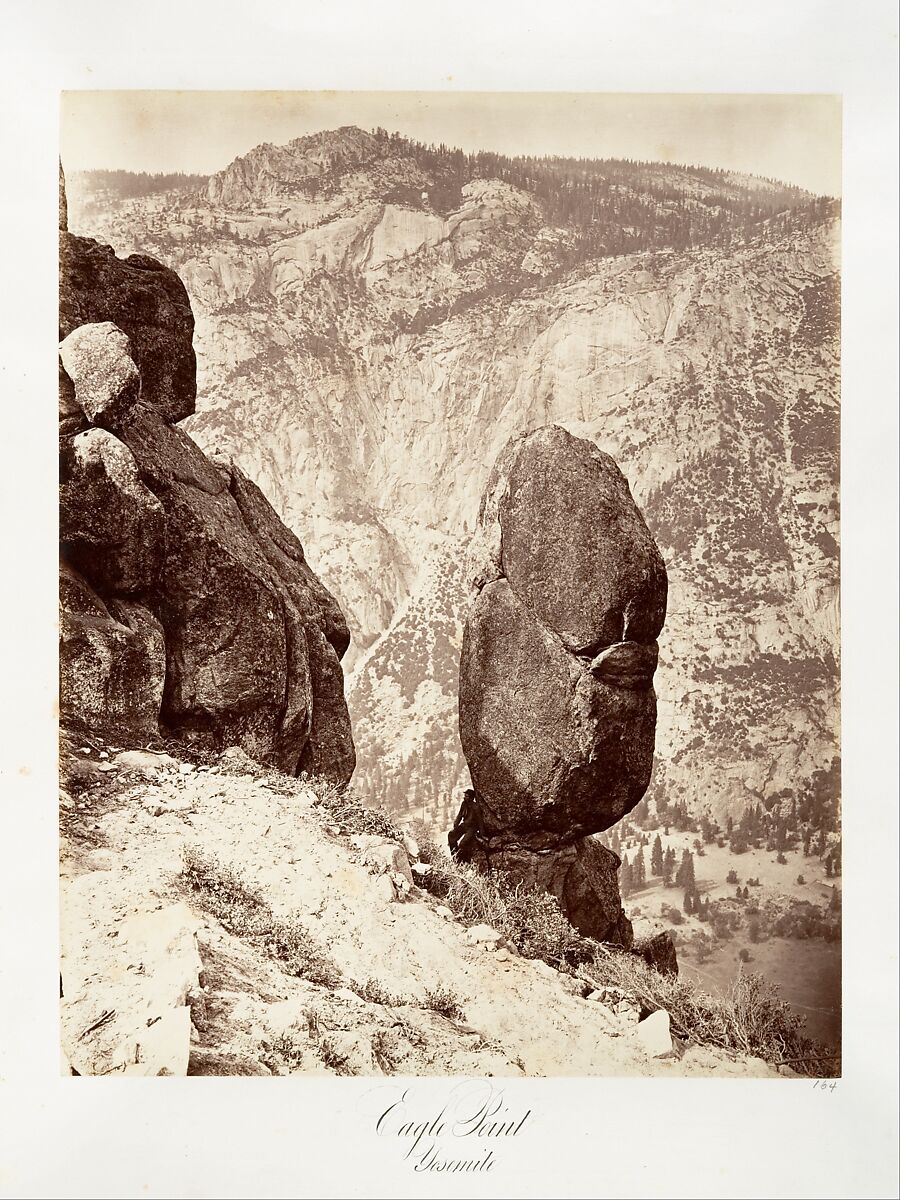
[455,426,667,943]
[59,186,355,780]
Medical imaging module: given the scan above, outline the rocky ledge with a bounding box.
[59,182,355,780]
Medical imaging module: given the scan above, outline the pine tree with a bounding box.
[663,846,677,885]
[633,848,646,888]
[675,849,695,890]
[683,890,693,915]
[651,834,664,876]
[620,854,632,896]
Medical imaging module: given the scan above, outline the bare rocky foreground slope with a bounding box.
[60,739,777,1078]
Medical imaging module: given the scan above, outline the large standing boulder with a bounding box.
[454,425,667,946]
[58,194,355,783]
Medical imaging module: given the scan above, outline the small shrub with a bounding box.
[352,977,408,1006]
[370,1028,398,1073]
[409,821,445,867]
[309,777,402,840]
[370,1021,428,1072]
[318,1037,355,1075]
[181,845,340,987]
[264,917,341,987]
[261,1025,310,1074]
[416,843,590,969]
[423,985,466,1021]
[495,880,594,969]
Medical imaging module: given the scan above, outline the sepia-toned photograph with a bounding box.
[55,90,844,1083]
[56,91,844,1089]
[0,0,896,1192]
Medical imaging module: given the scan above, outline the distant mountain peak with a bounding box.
[206,126,390,207]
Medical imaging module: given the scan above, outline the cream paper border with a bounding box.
[1,1,897,1196]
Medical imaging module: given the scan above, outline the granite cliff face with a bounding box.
[66,129,840,828]
[59,199,355,781]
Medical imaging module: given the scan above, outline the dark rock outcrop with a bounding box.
[452,805,633,945]
[60,564,166,740]
[59,230,197,424]
[60,425,167,595]
[59,205,355,782]
[634,932,679,978]
[454,425,668,947]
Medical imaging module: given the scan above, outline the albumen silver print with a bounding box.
[58,90,841,1081]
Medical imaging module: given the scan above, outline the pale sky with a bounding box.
[61,91,841,196]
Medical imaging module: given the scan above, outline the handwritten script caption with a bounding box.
[373,1082,533,1174]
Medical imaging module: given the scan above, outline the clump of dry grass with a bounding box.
[411,822,837,1076]
[413,825,591,968]
[181,845,341,988]
[318,1036,356,1075]
[351,977,411,1007]
[309,777,403,840]
[423,985,466,1021]
[260,1025,311,1074]
[370,1022,428,1073]
[579,949,838,1075]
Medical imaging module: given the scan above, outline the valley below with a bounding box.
[626,830,842,1049]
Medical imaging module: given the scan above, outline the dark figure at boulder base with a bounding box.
[454,425,668,949]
